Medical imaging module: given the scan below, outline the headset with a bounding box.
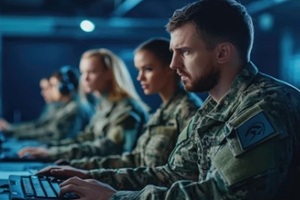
[58,65,80,95]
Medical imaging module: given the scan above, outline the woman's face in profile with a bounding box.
[80,56,112,94]
[134,50,173,95]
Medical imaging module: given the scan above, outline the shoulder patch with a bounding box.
[235,111,277,150]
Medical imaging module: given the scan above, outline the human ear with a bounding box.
[215,42,233,64]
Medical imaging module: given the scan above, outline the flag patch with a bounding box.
[235,111,277,150]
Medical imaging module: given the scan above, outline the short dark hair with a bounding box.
[134,37,172,67]
[166,0,254,63]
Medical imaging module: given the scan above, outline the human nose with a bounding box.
[81,73,88,81]
[136,71,144,81]
[170,52,180,71]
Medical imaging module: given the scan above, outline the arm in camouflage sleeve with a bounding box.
[89,165,189,191]
[88,123,199,191]
[108,95,300,199]
[48,136,123,160]
[8,119,41,133]
[5,104,53,134]
[70,93,200,170]
[110,135,292,200]
[49,128,96,147]
[13,101,82,142]
[70,124,179,169]
[70,152,138,169]
[48,112,143,160]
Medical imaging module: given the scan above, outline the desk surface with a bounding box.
[0,161,51,172]
[0,179,9,200]
[0,135,53,199]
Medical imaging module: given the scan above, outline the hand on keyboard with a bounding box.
[59,177,117,200]
[37,165,91,180]
[55,159,70,166]
[9,175,79,199]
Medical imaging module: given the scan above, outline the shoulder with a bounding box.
[219,73,300,166]
[111,98,148,124]
[118,97,148,116]
[171,92,202,118]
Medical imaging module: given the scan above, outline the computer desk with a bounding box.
[0,179,9,200]
[0,134,57,199]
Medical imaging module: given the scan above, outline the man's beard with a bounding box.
[184,70,219,93]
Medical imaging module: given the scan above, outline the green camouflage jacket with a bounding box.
[9,100,87,142]
[47,97,148,161]
[89,62,300,200]
[8,103,59,132]
[70,87,202,169]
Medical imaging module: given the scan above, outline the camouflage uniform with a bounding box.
[47,97,148,161]
[7,100,87,142]
[70,87,202,169]
[6,102,59,132]
[89,63,300,200]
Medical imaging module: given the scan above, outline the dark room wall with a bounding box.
[1,36,164,122]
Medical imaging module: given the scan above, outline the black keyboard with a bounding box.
[8,175,79,200]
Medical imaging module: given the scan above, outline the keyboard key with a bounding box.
[41,179,57,198]
[21,177,34,197]
[31,176,46,198]
[49,178,60,196]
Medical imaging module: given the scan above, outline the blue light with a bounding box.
[80,20,95,32]
[258,13,274,31]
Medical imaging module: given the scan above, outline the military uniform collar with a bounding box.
[198,62,258,122]
[149,85,186,125]
[97,96,116,114]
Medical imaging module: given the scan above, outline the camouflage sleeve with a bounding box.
[47,136,123,160]
[8,120,40,133]
[70,120,179,169]
[88,123,199,194]
[70,152,137,169]
[49,129,96,147]
[14,102,82,142]
[110,134,292,200]
[109,97,300,199]
[76,96,198,170]
[89,165,184,191]
[69,128,179,169]
[110,180,220,200]
[7,105,51,134]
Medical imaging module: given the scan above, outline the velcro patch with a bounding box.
[235,111,277,150]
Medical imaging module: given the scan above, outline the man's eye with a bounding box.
[182,50,190,55]
[144,67,153,71]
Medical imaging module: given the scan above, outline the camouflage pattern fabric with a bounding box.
[9,100,86,142]
[47,97,148,161]
[89,62,300,200]
[7,103,59,132]
[70,87,202,169]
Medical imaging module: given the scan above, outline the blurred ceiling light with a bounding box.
[80,20,95,32]
[258,13,274,31]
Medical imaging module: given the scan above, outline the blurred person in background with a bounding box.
[64,37,202,169]
[18,48,149,161]
[0,77,55,133]
[0,66,90,142]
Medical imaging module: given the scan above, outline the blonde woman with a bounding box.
[18,48,148,161]
[65,38,202,169]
